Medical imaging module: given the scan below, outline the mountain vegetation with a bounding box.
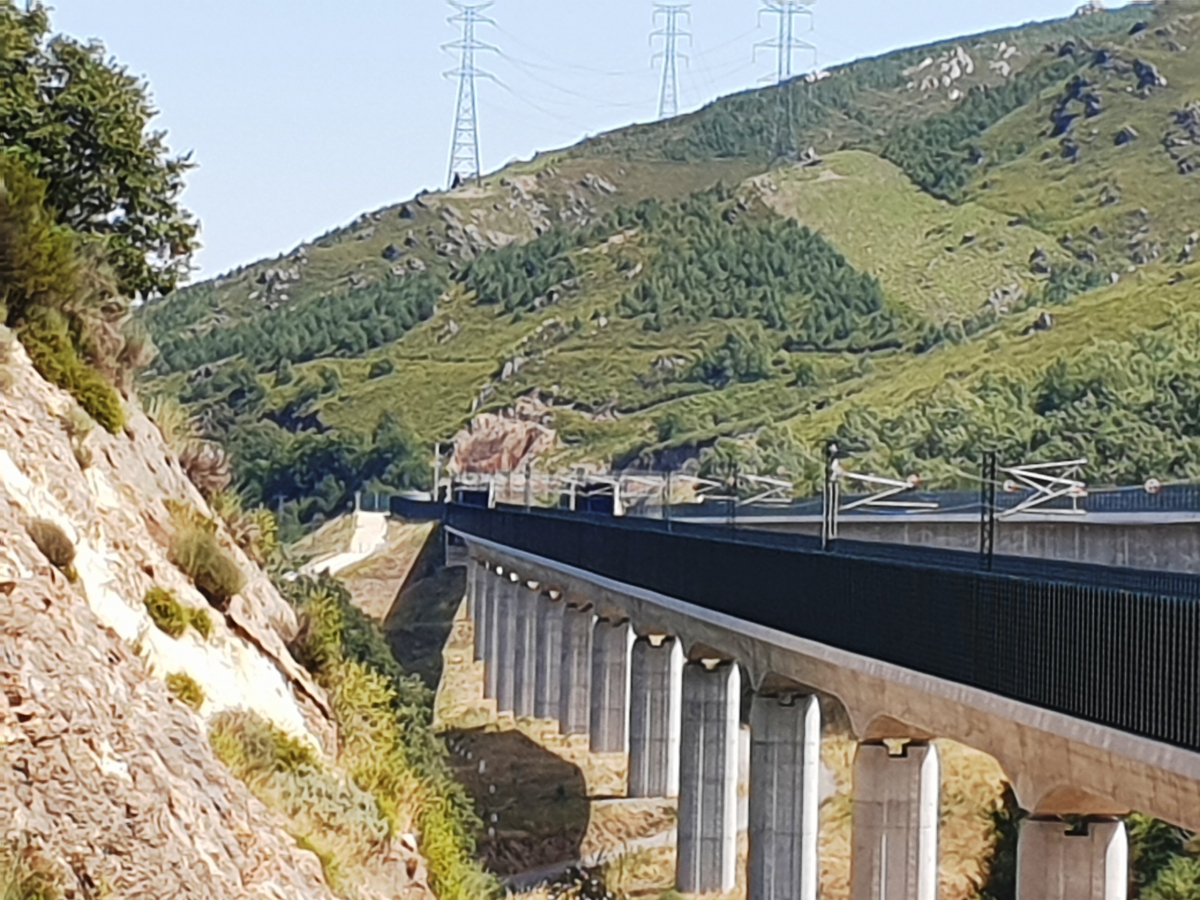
[138,1,1200,524]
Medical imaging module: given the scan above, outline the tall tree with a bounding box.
[0,0,197,298]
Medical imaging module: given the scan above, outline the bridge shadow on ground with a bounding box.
[380,525,464,688]
[443,728,590,876]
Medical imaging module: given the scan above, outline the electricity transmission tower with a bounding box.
[651,3,691,120]
[755,0,815,85]
[444,1,497,188]
[754,0,816,160]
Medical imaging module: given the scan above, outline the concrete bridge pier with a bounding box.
[559,603,594,736]
[481,566,502,699]
[850,742,940,900]
[465,558,479,623]
[534,592,565,721]
[749,694,821,900]
[494,572,520,713]
[469,560,487,663]
[512,581,539,718]
[677,661,742,895]
[590,618,633,753]
[1017,818,1128,900]
[628,636,684,798]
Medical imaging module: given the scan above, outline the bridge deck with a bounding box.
[400,499,1200,757]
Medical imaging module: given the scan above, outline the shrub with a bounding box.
[280,575,497,900]
[0,836,61,900]
[187,607,214,640]
[208,710,390,893]
[209,710,317,776]
[143,394,196,452]
[60,406,95,469]
[165,672,205,711]
[143,587,213,641]
[18,307,125,434]
[169,524,246,608]
[178,440,232,500]
[24,519,75,579]
[144,587,189,638]
[550,864,619,900]
[211,491,279,567]
[368,358,394,379]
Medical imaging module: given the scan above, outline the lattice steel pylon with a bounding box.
[754,0,816,159]
[651,3,691,120]
[755,0,815,84]
[444,1,497,189]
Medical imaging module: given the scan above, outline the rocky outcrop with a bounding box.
[0,335,327,739]
[0,561,338,899]
[0,332,446,897]
[0,334,355,896]
[450,395,557,475]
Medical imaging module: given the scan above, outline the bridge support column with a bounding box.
[590,618,633,753]
[749,694,821,900]
[481,566,501,699]
[677,661,741,895]
[559,604,593,736]
[534,593,564,720]
[1017,819,1128,900]
[629,636,684,798]
[850,742,940,900]
[494,573,518,713]
[512,582,538,718]
[465,558,479,622]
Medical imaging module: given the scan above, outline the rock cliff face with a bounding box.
[449,395,557,475]
[0,332,361,897]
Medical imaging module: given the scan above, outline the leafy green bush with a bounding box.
[168,524,246,608]
[165,672,205,711]
[0,156,129,433]
[0,2,196,298]
[24,519,74,579]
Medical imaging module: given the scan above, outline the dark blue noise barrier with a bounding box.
[420,501,1200,755]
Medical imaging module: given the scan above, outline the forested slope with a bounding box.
[138,0,1200,537]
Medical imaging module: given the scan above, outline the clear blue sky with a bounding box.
[47,0,1123,280]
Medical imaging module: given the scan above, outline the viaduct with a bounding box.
[403,498,1200,900]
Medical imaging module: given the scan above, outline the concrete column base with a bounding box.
[850,742,940,900]
[677,661,741,895]
[629,636,684,798]
[749,694,821,900]
[1017,818,1128,900]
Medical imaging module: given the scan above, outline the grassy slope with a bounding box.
[753,151,1064,321]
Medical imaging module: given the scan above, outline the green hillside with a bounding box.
[140,0,1200,532]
